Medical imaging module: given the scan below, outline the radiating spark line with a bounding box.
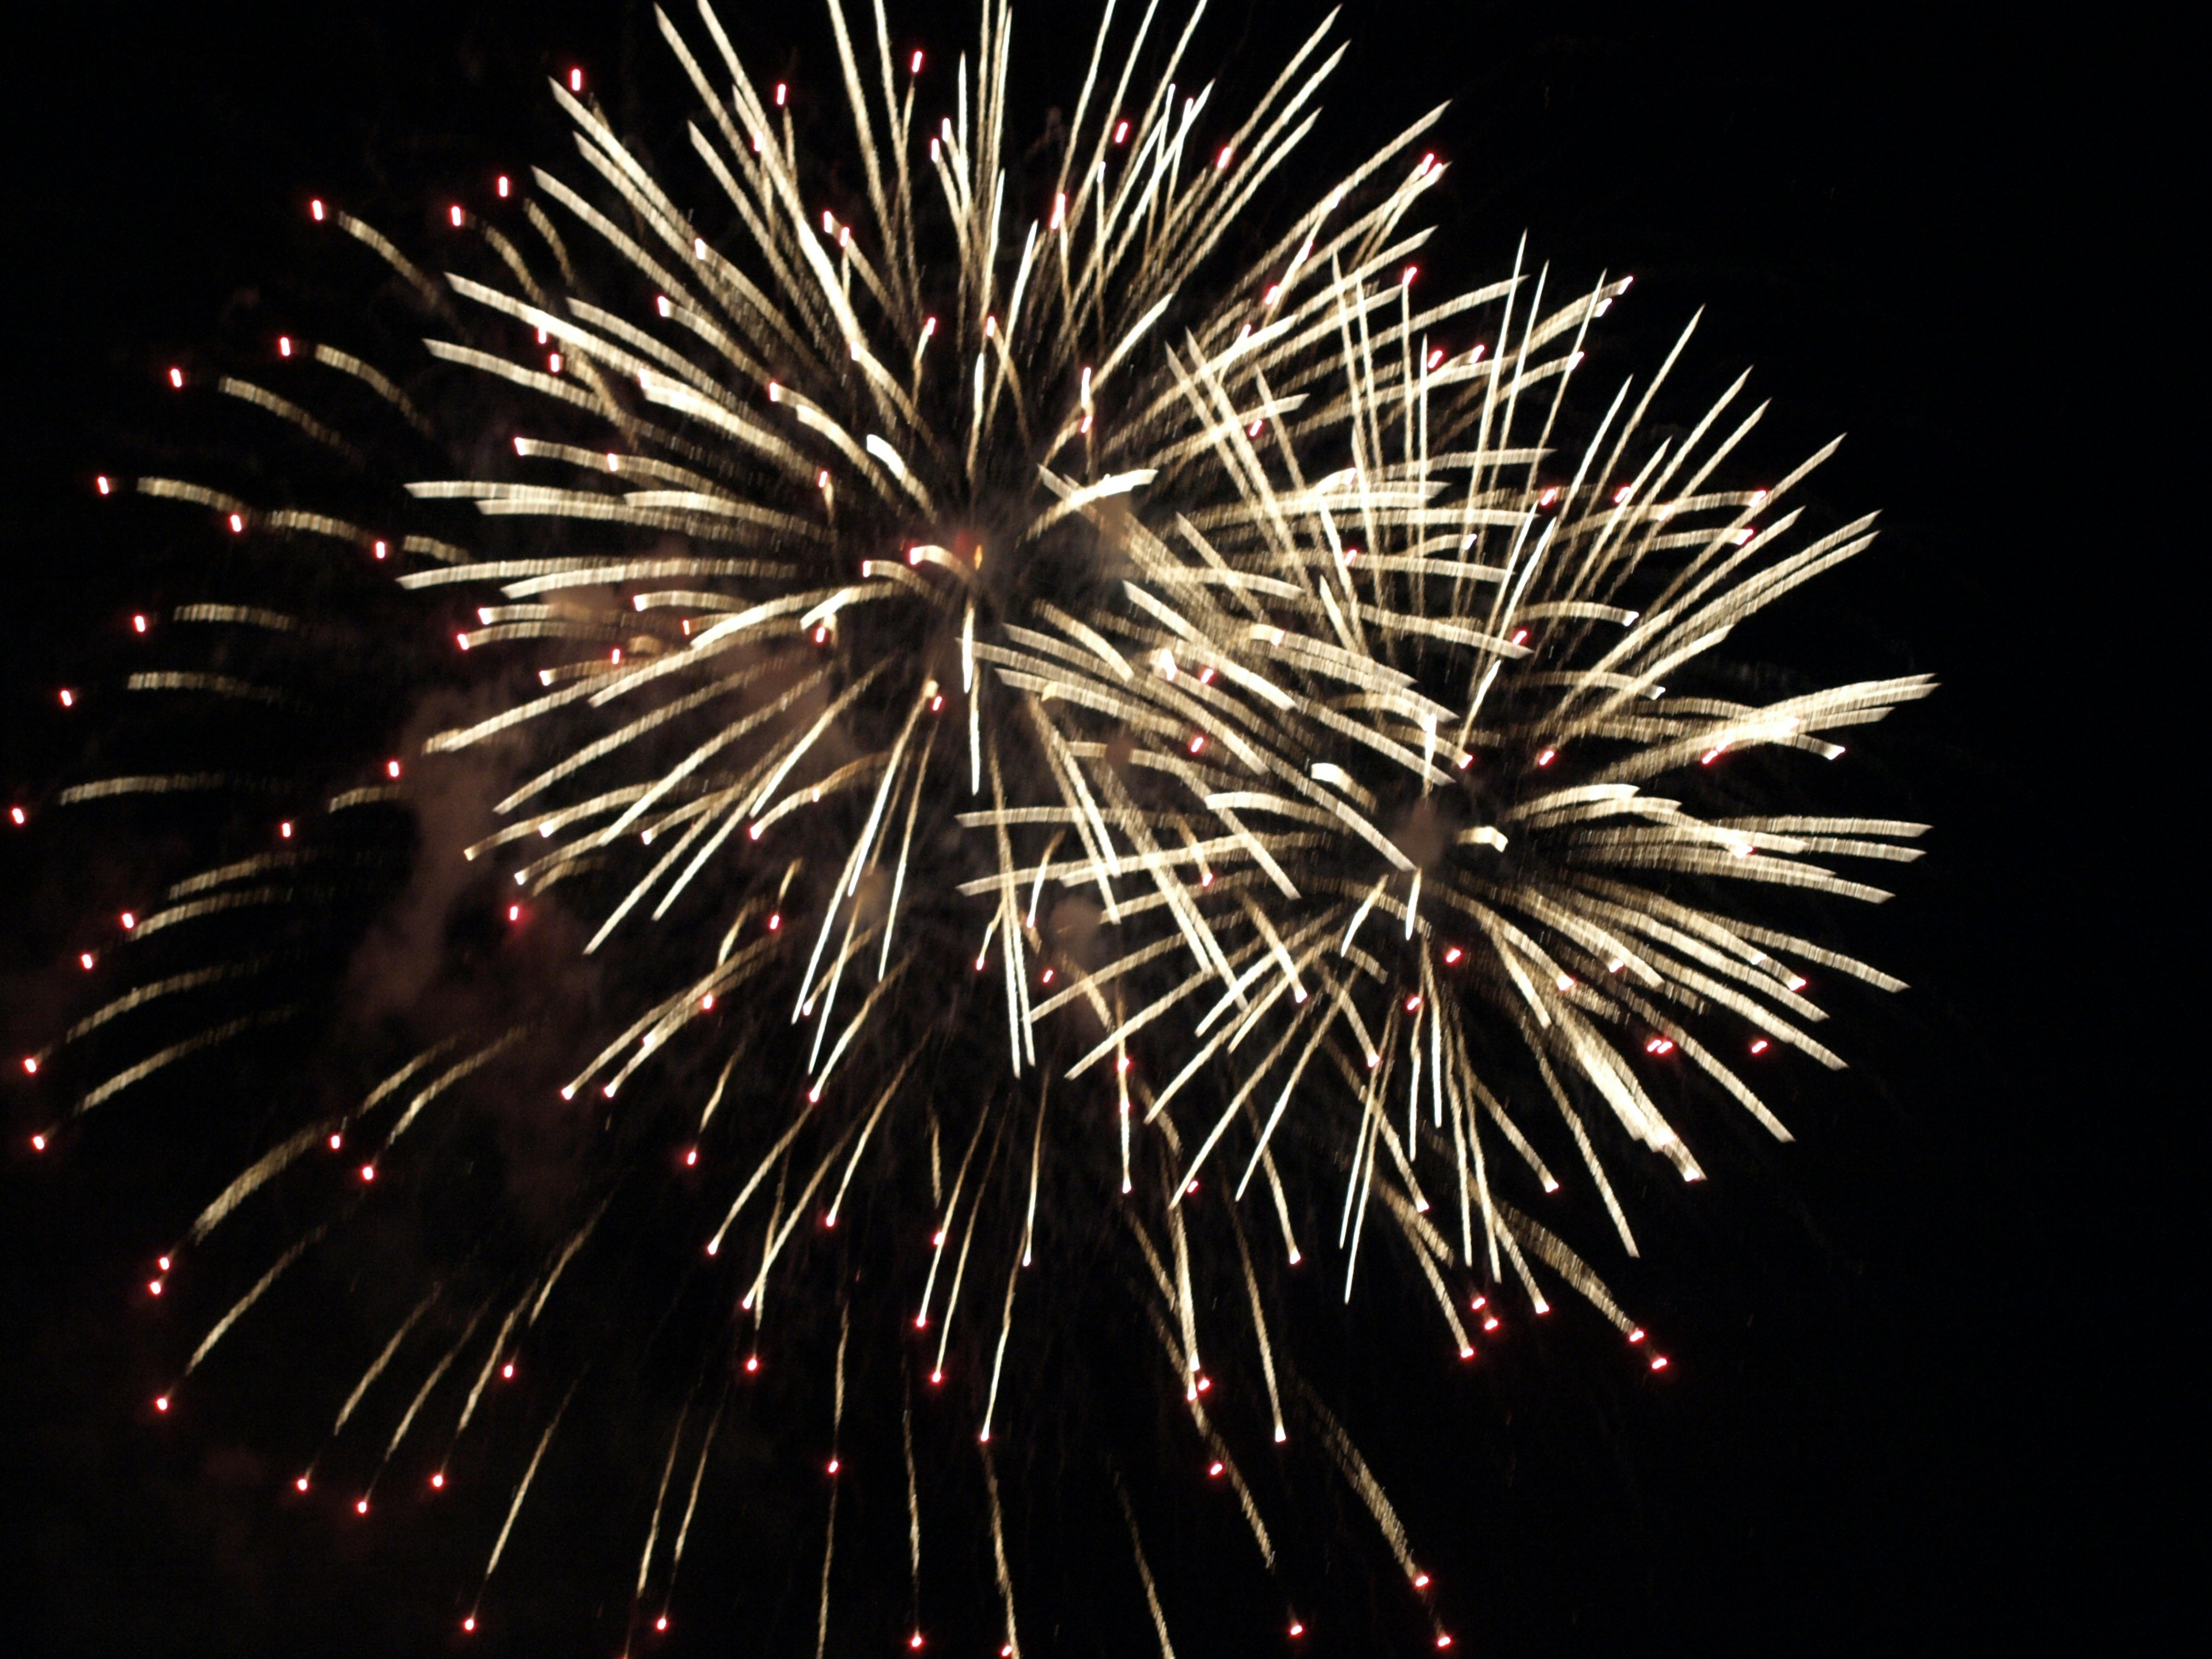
[477,1380,580,1597]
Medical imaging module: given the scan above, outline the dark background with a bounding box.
[2,1,2186,1653]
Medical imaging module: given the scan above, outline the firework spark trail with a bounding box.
[33,0,1933,1641]
[1115,1471,1180,1659]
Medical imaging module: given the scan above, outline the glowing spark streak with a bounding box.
[382,1300,491,1467]
[1062,930,1267,1082]
[878,723,943,975]
[1020,1078,1047,1267]
[1226,1204,1287,1442]
[707,1107,815,1257]
[1114,1478,1179,1659]
[185,1225,326,1375]
[1025,828,1069,927]
[827,1052,922,1228]
[1231,995,1344,1200]
[931,1119,1008,1378]
[333,1289,439,1434]
[980,1441,1022,1659]
[478,1381,579,1593]
[1173,991,1332,1203]
[1341,874,1389,955]
[815,1306,847,1659]
[455,1289,535,1440]
[662,1385,726,1600]
[979,1248,1021,1441]
[844,684,935,899]
[530,1203,612,1326]
[186,1115,334,1243]
[804,903,872,1074]
[74,1010,294,1118]
[382,1030,528,1150]
[903,1388,923,1634]
[915,1103,994,1330]
[634,1387,696,1603]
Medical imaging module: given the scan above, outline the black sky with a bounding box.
[2,1,2186,1654]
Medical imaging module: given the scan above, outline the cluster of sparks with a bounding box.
[18,0,1931,1648]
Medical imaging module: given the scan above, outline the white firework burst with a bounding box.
[29,0,1931,1646]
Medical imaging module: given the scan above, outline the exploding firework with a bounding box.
[23,0,1931,1646]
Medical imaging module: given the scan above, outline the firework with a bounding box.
[24,0,1930,1645]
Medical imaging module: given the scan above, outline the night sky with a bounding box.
[2,1,2183,1653]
